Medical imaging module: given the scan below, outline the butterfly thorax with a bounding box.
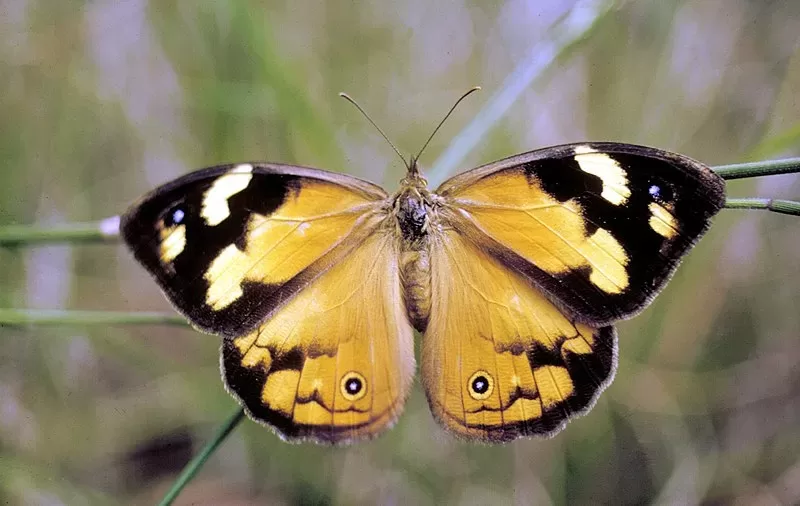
[393,168,436,332]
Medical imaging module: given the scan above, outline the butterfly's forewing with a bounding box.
[122,163,415,443]
[422,230,616,442]
[436,143,725,326]
[121,163,387,337]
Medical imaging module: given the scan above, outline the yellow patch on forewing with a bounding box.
[649,202,679,239]
[455,171,629,294]
[202,180,380,310]
[586,228,628,294]
[205,244,246,309]
[573,145,631,206]
[201,164,253,226]
[159,224,186,263]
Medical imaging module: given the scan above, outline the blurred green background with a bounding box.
[1,1,799,504]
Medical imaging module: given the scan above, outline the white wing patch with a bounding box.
[648,202,679,239]
[201,164,254,226]
[573,145,631,206]
[159,224,186,263]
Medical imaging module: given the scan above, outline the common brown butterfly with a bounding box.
[121,94,724,443]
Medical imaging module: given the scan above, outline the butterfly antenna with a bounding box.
[339,92,408,168]
[413,86,481,164]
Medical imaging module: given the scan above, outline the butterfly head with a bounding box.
[400,155,428,186]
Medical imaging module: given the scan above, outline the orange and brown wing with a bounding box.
[422,142,724,440]
[122,163,415,443]
[121,162,387,337]
[222,232,415,443]
[436,142,725,326]
[421,230,616,442]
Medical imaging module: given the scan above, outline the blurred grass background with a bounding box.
[1,0,799,504]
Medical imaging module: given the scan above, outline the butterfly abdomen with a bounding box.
[399,246,431,332]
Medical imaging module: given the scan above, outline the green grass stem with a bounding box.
[0,309,188,327]
[157,408,246,506]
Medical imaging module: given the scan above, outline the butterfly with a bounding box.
[121,139,725,444]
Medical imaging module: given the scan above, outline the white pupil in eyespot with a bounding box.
[648,185,660,198]
[172,208,185,224]
[346,378,361,393]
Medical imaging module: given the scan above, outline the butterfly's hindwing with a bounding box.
[221,233,415,443]
[121,163,387,337]
[421,230,617,442]
[437,142,725,326]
